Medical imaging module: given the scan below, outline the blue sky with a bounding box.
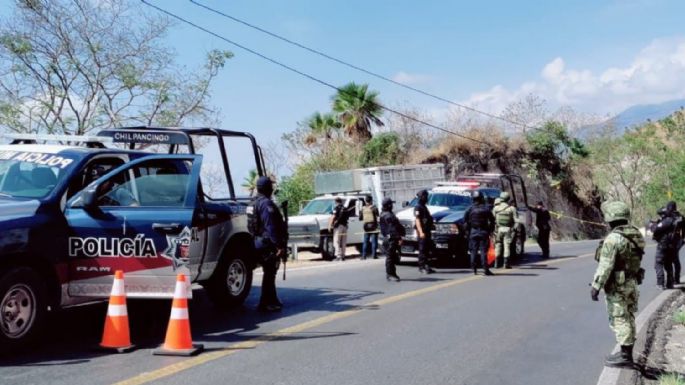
[145,0,685,138]
[2,0,685,183]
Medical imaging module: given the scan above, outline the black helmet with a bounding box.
[417,189,429,204]
[382,197,394,210]
[365,195,373,204]
[256,176,273,196]
[471,190,484,203]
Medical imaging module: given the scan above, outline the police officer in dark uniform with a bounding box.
[380,197,405,281]
[464,191,496,276]
[414,189,436,274]
[653,201,683,289]
[529,201,552,259]
[248,176,288,312]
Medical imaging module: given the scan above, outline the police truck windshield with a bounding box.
[301,199,335,215]
[0,155,74,198]
[406,193,472,209]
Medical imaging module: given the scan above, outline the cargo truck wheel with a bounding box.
[205,252,253,308]
[321,235,335,261]
[0,267,48,354]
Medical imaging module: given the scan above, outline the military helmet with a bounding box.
[494,197,503,205]
[499,191,510,202]
[256,176,273,195]
[601,201,631,222]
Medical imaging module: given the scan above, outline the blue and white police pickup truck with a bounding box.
[0,127,265,351]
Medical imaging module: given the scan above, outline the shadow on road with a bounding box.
[0,285,377,366]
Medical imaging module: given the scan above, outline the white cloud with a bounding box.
[392,71,433,85]
[460,36,685,116]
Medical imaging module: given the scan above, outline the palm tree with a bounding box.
[305,111,340,146]
[332,82,384,142]
[242,169,259,196]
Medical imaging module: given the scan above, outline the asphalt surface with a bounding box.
[0,240,664,385]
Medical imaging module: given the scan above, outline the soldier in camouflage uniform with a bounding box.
[591,201,645,367]
[492,192,518,269]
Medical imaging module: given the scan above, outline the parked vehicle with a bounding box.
[397,174,531,266]
[288,164,445,260]
[0,127,264,351]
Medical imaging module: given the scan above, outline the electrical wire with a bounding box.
[189,0,537,132]
[140,0,492,146]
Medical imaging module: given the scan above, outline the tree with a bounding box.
[241,169,259,196]
[0,0,233,135]
[304,111,340,147]
[332,82,383,142]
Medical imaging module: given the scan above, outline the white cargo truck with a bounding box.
[288,164,445,260]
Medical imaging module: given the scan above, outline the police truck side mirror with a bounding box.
[81,187,99,212]
[402,201,409,208]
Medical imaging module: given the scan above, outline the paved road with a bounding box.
[1,241,664,385]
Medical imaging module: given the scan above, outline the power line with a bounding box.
[141,0,491,146]
[189,0,536,132]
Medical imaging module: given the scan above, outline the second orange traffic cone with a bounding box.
[153,274,203,356]
[100,270,135,353]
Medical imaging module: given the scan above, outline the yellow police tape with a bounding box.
[548,210,607,228]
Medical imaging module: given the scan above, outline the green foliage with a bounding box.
[360,132,401,167]
[241,169,258,196]
[526,121,588,160]
[673,309,685,326]
[277,163,315,215]
[660,373,685,385]
[332,82,384,142]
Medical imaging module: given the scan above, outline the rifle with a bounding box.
[281,200,289,280]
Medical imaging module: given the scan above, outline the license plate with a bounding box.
[401,246,415,253]
[435,243,448,249]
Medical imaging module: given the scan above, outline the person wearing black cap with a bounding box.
[247,176,288,312]
[528,200,552,259]
[329,196,351,261]
[653,201,684,289]
[414,189,436,274]
[380,197,404,281]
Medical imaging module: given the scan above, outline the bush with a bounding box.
[673,309,685,326]
[660,373,685,385]
[360,132,402,167]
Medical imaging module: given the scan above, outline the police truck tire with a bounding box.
[205,253,253,309]
[321,236,335,261]
[0,267,48,354]
[514,231,525,259]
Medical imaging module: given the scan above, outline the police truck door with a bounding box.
[64,154,204,299]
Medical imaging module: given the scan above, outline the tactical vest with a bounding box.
[362,205,377,224]
[494,203,514,227]
[595,225,645,282]
[247,197,261,236]
[468,204,491,230]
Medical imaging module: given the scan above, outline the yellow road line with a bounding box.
[112,251,596,385]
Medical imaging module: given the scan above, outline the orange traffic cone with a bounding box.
[100,270,135,353]
[153,274,203,356]
[487,238,497,267]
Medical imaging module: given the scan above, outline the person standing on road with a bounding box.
[414,189,436,274]
[652,201,683,289]
[248,176,288,312]
[380,197,405,281]
[591,201,645,367]
[465,191,496,276]
[329,197,350,261]
[360,195,380,260]
[528,200,552,259]
[492,191,518,269]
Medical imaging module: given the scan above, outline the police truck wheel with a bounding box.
[514,233,525,258]
[205,253,253,308]
[321,236,335,261]
[0,267,48,354]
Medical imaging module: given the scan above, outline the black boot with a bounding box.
[484,269,494,276]
[473,267,478,275]
[605,345,633,367]
[386,274,401,282]
[504,259,512,269]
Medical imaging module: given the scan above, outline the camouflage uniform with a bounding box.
[492,192,518,268]
[592,201,645,366]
